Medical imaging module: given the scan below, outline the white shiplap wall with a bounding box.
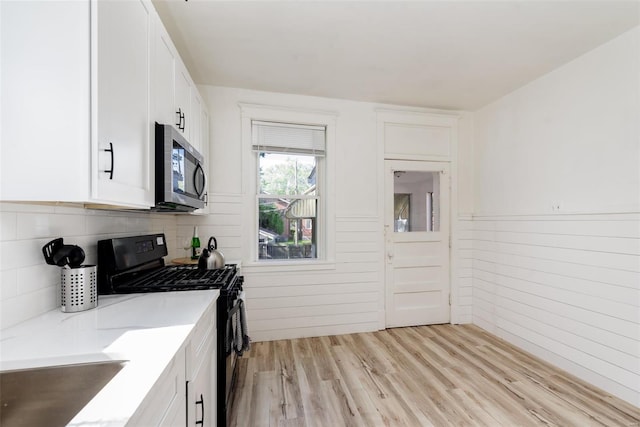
[177,196,383,342]
[472,213,640,406]
[456,215,474,323]
[245,216,381,341]
[471,27,640,406]
[201,86,475,342]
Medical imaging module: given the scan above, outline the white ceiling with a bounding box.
[152,0,639,111]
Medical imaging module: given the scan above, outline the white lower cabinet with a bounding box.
[127,349,187,426]
[187,329,216,426]
[128,300,217,426]
[186,297,217,426]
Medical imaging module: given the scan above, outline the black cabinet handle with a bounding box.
[176,109,186,131]
[176,108,182,129]
[194,163,206,198]
[196,393,204,425]
[103,142,114,180]
[185,380,189,426]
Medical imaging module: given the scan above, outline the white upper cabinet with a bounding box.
[175,62,193,138]
[189,92,203,153]
[0,0,154,208]
[1,1,92,204]
[93,0,153,206]
[1,0,208,209]
[151,13,208,154]
[152,19,178,132]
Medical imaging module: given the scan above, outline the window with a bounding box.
[393,171,440,232]
[253,121,325,261]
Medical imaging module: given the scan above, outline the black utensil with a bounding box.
[42,238,86,268]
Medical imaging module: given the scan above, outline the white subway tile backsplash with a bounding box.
[52,204,89,215]
[0,211,17,241]
[0,203,183,328]
[0,239,44,271]
[0,270,17,299]
[17,213,86,240]
[18,264,59,294]
[86,214,136,236]
[0,202,55,213]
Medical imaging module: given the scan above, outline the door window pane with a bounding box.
[393,171,439,232]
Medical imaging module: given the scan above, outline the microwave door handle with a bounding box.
[194,163,206,198]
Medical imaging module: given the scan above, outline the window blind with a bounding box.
[252,121,326,156]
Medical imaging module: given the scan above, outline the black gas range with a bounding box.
[97,233,246,427]
[97,233,240,294]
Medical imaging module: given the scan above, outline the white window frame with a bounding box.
[240,104,336,269]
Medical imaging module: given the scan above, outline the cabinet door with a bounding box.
[189,92,202,153]
[94,0,153,207]
[175,61,192,139]
[188,333,216,427]
[127,349,187,427]
[152,15,177,128]
[0,1,91,202]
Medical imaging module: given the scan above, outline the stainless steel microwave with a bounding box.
[154,123,206,212]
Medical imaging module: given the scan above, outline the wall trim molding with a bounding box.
[472,211,640,221]
[238,102,340,118]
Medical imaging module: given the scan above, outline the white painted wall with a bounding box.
[474,27,639,216]
[472,26,640,406]
[187,86,474,341]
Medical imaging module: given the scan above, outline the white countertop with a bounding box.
[0,290,219,426]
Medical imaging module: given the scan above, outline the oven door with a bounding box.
[225,302,241,402]
[217,290,241,427]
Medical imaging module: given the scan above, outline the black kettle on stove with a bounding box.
[198,237,225,270]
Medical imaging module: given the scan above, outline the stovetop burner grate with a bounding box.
[115,264,238,292]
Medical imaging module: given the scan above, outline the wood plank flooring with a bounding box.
[228,324,640,426]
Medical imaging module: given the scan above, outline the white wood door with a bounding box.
[385,160,450,328]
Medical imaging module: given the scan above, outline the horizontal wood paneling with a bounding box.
[456,217,474,323]
[250,312,380,333]
[183,196,473,340]
[243,216,384,341]
[177,194,244,261]
[471,212,640,406]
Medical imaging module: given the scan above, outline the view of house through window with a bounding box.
[254,121,324,260]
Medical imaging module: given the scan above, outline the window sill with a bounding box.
[241,259,336,273]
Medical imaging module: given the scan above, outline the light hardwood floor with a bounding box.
[229,324,640,426]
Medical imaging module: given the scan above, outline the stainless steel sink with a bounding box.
[0,360,125,427]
